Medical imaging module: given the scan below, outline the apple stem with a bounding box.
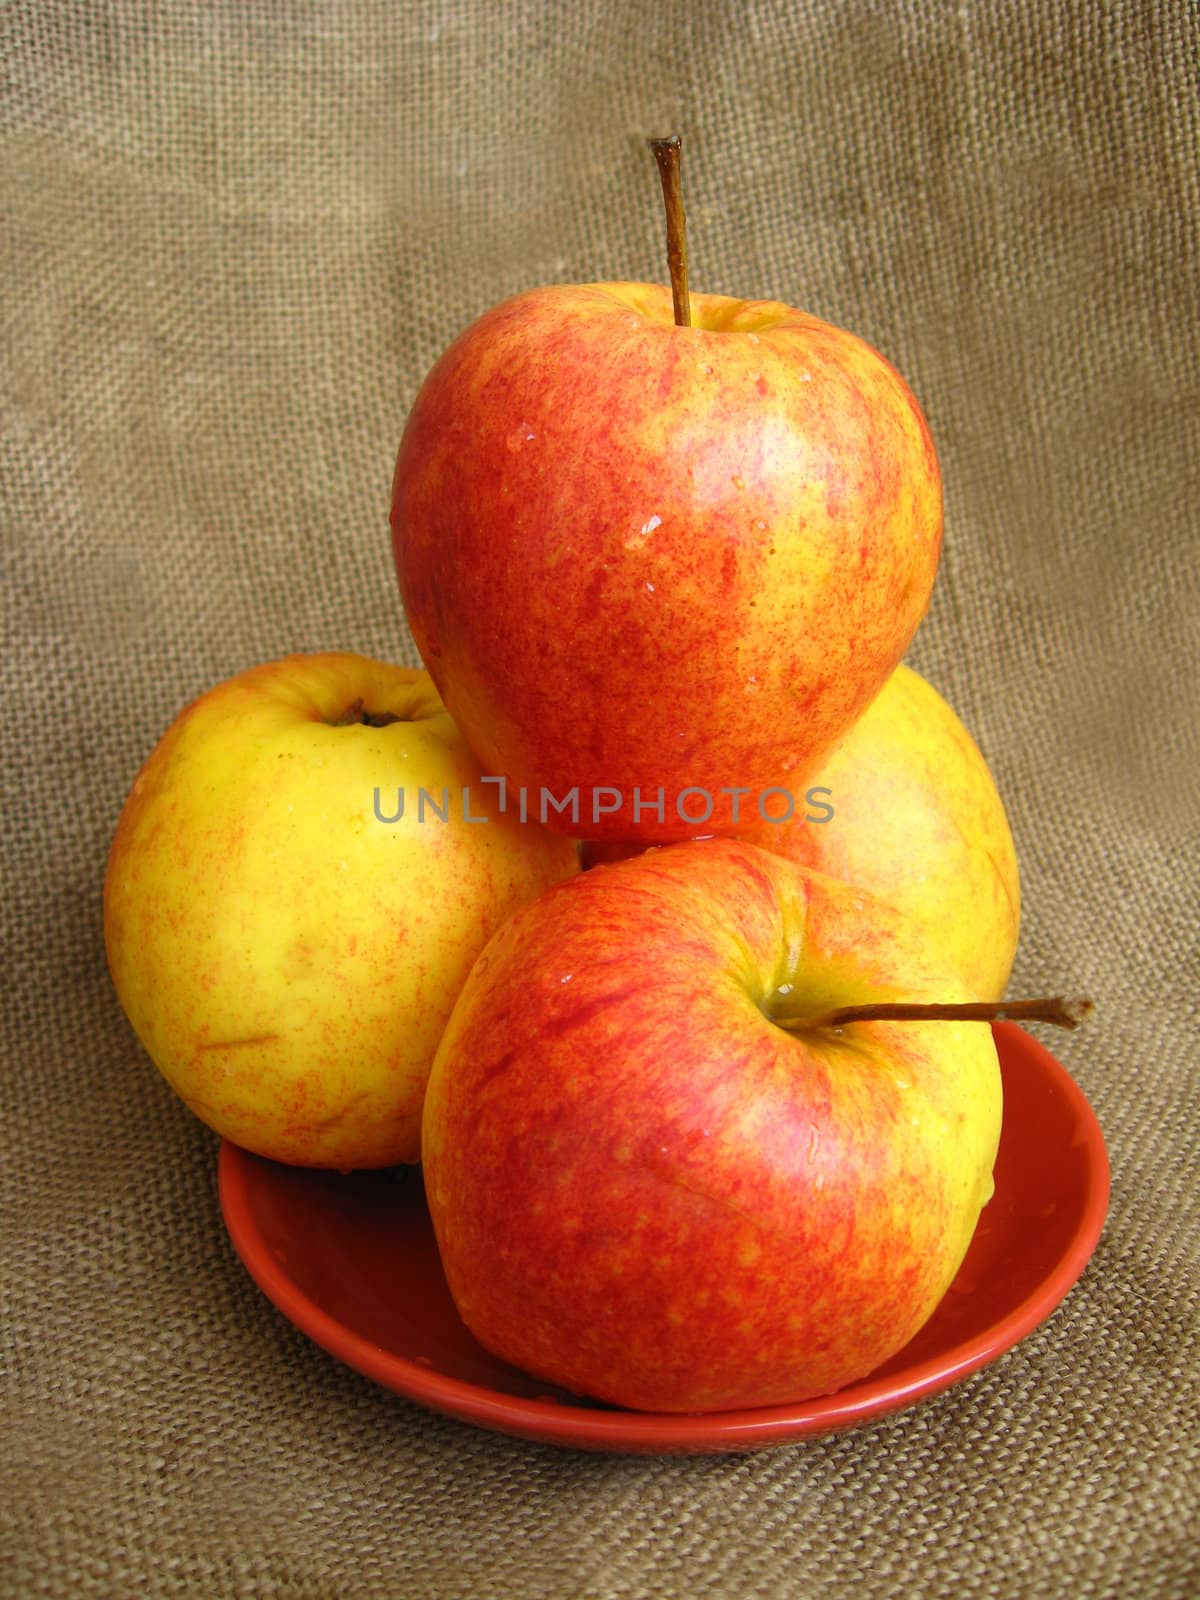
[331,698,403,728]
[649,135,691,328]
[776,995,1095,1034]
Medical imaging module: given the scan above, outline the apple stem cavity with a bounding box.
[332,698,403,728]
[777,995,1095,1035]
[649,135,691,329]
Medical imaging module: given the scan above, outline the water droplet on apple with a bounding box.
[559,972,573,984]
[640,513,662,536]
[505,423,536,452]
[776,982,794,996]
[645,581,655,594]
[731,475,745,491]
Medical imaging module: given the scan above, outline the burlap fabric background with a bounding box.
[3,3,1197,1596]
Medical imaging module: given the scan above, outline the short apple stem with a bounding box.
[649,135,691,328]
[777,995,1095,1034]
[332,698,403,728]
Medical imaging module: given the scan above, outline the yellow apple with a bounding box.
[786,665,1020,998]
[104,652,579,1168]
[584,665,1021,1000]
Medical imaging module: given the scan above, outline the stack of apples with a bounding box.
[108,149,1051,1414]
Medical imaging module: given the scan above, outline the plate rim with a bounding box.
[218,1020,1110,1453]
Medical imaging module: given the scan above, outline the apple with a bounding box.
[391,282,942,841]
[104,652,579,1169]
[584,664,1020,1000]
[422,837,1002,1412]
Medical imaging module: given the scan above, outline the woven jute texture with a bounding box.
[3,3,1197,1596]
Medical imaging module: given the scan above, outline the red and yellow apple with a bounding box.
[422,837,1002,1412]
[391,283,942,840]
[585,664,1020,1000]
[104,652,578,1169]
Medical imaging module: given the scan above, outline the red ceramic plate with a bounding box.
[219,1021,1109,1454]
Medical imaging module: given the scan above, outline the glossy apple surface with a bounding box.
[104,652,578,1168]
[585,664,1020,999]
[422,838,1002,1412]
[391,283,942,840]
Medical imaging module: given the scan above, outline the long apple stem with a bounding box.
[649,135,691,328]
[777,995,1095,1034]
